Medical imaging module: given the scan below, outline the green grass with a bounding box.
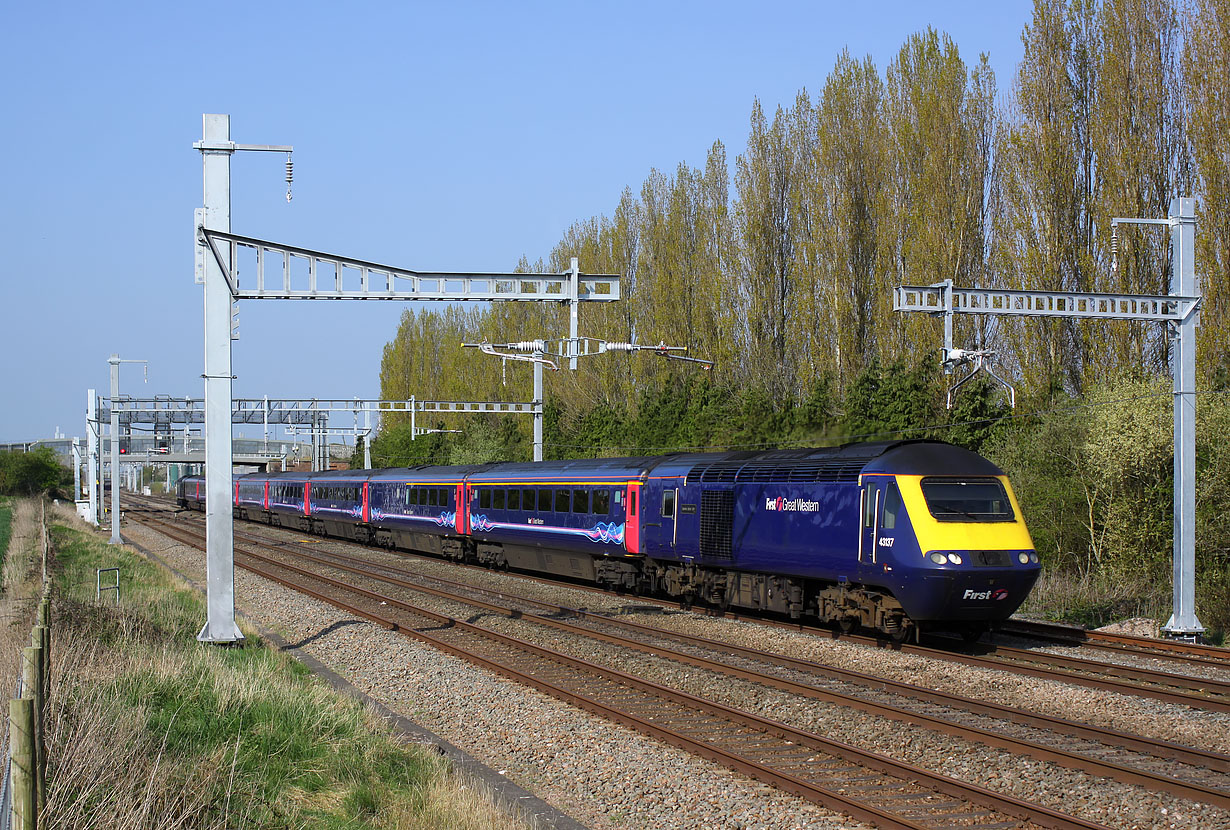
[45,523,453,829]
[1018,565,1227,646]
[0,498,11,572]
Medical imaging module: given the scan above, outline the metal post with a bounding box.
[197,113,243,643]
[533,356,544,462]
[1165,197,1203,637]
[941,279,954,373]
[410,396,416,441]
[568,257,579,370]
[87,389,99,526]
[312,413,320,471]
[71,438,82,502]
[263,394,269,456]
[109,355,122,544]
[364,405,372,469]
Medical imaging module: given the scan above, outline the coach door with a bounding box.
[455,483,468,533]
[640,480,682,556]
[625,483,641,554]
[860,478,903,567]
[860,479,881,565]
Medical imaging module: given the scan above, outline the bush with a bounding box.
[0,447,69,496]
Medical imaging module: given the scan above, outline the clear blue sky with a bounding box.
[0,0,1033,443]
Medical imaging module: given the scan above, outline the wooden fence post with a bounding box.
[22,645,44,815]
[10,697,36,830]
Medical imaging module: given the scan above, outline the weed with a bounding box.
[25,512,530,829]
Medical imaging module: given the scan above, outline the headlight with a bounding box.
[929,552,949,565]
[1017,552,1031,564]
[1029,552,1039,564]
[947,553,963,565]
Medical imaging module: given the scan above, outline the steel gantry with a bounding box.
[894,197,1203,638]
[463,336,713,461]
[84,395,482,527]
[193,114,620,643]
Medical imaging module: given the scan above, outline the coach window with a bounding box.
[428,488,438,507]
[883,483,902,530]
[539,489,553,511]
[555,489,570,513]
[507,489,520,510]
[572,489,589,514]
[479,489,491,509]
[629,489,637,516]
[593,489,610,515]
[438,488,448,506]
[522,488,535,510]
[662,489,676,518]
[494,489,505,510]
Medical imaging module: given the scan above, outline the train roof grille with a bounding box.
[687,449,883,484]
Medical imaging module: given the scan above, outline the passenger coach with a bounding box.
[174,439,1040,640]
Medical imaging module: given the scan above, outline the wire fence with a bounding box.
[0,500,52,829]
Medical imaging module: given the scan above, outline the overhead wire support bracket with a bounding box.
[197,228,621,302]
[892,197,1204,639]
[462,336,714,462]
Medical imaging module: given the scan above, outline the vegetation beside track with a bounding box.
[35,504,527,830]
[0,498,11,576]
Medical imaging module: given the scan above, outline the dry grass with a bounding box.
[11,501,536,830]
[1017,567,1173,630]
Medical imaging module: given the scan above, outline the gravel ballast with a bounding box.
[125,519,1230,829]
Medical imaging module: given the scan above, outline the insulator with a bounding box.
[285,154,294,203]
[508,340,546,353]
[1110,224,1118,274]
[603,342,634,352]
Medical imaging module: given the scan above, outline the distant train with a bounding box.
[177,440,1041,640]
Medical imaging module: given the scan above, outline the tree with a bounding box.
[734,99,801,399]
[0,447,67,496]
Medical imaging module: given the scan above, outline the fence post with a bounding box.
[22,645,44,815]
[35,626,49,701]
[10,697,36,830]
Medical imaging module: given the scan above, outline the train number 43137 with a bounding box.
[878,537,894,547]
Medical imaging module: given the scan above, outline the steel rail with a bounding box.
[243,534,1230,809]
[138,497,1230,713]
[225,529,1230,811]
[129,511,1110,830]
[131,508,1230,814]
[998,619,1230,668]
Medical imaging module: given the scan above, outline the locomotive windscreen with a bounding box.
[919,477,1014,522]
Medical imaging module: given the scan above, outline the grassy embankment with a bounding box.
[0,498,11,574]
[1015,567,1228,645]
[6,501,527,830]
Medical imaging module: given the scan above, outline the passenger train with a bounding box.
[176,440,1041,640]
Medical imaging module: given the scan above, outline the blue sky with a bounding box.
[0,0,1033,443]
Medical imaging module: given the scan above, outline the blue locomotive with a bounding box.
[176,439,1040,640]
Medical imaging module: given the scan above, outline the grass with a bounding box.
[26,501,531,830]
[1018,566,1228,645]
[0,498,11,574]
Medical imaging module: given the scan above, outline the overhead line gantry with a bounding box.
[193,114,620,643]
[894,197,1203,639]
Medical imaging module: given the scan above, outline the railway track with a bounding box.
[997,618,1230,670]
[127,508,1115,830]
[130,495,1230,715]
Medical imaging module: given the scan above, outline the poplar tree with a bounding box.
[1183,0,1230,384]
